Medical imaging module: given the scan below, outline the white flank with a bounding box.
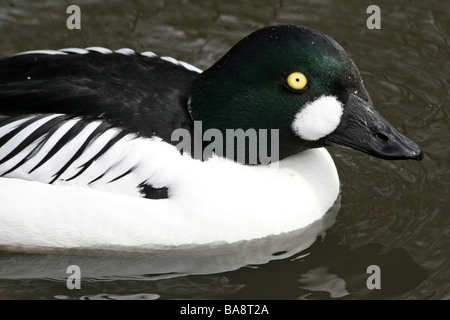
[0,134,340,249]
[292,95,343,141]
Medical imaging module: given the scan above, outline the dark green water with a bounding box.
[0,0,448,300]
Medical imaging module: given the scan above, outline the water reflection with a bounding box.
[298,266,349,298]
[294,240,428,299]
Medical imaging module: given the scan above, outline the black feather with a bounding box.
[0,52,198,142]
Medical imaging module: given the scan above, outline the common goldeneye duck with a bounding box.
[0,25,423,250]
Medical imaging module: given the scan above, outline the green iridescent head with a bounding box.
[189,25,423,162]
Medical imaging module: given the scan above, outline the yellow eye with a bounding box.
[287,72,307,90]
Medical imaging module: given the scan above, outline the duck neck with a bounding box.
[189,100,311,164]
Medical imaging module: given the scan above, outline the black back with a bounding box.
[0,51,199,143]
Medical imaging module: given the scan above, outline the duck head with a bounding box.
[188,25,423,163]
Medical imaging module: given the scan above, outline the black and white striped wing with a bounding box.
[0,114,169,198]
[0,48,203,198]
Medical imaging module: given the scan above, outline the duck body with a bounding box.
[0,25,422,250]
[0,147,339,248]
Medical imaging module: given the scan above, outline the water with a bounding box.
[0,0,448,300]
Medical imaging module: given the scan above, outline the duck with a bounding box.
[0,25,423,250]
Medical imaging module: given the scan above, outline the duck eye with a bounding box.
[287,72,307,90]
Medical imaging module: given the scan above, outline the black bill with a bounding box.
[325,94,424,160]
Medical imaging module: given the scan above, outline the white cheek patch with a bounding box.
[291,95,344,141]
